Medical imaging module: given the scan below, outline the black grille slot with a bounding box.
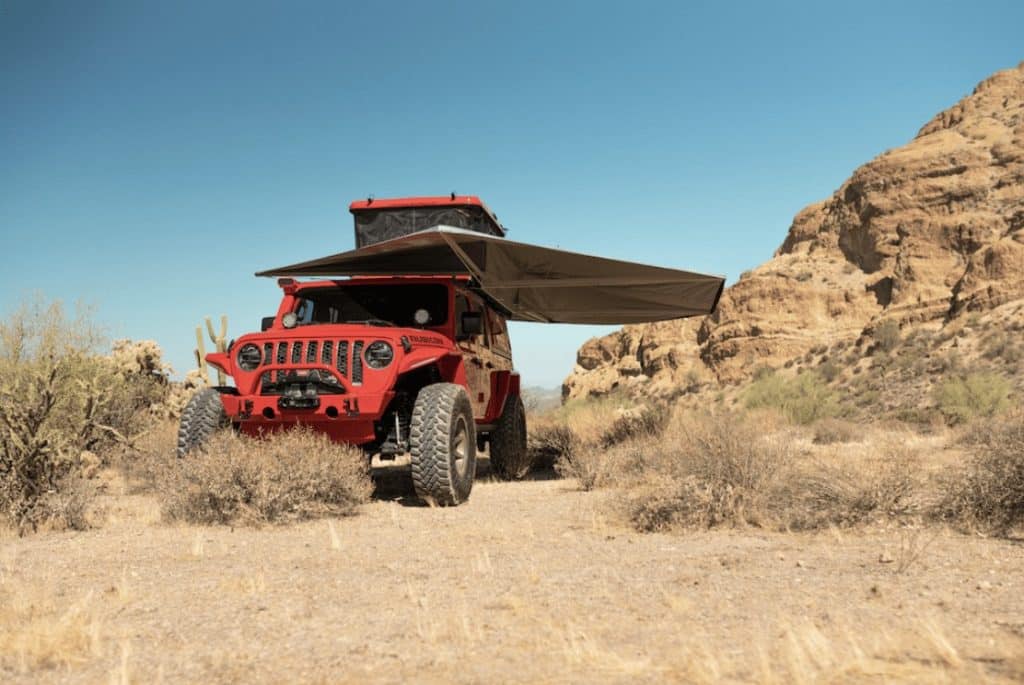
[337,341,348,378]
[291,341,302,364]
[352,341,364,385]
[261,343,273,388]
[306,341,318,363]
[321,341,333,366]
[276,342,288,381]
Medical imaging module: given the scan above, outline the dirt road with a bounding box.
[2,471,1023,683]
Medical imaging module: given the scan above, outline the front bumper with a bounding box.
[219,392,391,446]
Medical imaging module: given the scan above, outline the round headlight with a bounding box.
[364,341,394,369]
[414,308,431,325]
[237,343,262,371]
[282,312,298,329]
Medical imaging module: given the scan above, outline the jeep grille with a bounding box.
[254,339,367,391]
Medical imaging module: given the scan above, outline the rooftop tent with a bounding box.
[350,196,505,248]
[256,227,725,325]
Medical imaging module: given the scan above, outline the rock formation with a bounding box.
[564,62,1024,400]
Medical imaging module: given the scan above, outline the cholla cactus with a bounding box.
[163,369,206,419]
[111,339,171,378]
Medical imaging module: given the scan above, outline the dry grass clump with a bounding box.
[118,420,179,494]
[625,424,924,533]
[779,446,922,530]
[599,404,670,448]
[157,428,372,525]
[533,397,669,480]
[556,440,651,491]
[624,412,788,530]
[529,423,581,473]
[811,417,862,445]
[548,406,927,533]
[0,584,102,673]
[936,410,1024,535]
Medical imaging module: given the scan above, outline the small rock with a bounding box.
[977,580,993,591]
[878,552,895,564]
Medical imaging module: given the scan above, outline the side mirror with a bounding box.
[459,312,483,339]
[261,316,275,332]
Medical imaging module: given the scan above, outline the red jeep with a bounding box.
[177,195,725,506]
[178,197,528,506]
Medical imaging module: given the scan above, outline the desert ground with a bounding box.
[2,453,1022,685]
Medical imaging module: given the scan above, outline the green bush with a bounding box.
[743,371,839,425]
[934,372,1010,424]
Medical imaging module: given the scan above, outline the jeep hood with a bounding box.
[255,227,725,325]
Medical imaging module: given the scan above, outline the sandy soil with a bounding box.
[1,466,1023,684]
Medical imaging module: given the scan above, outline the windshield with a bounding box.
[293,284,448,327]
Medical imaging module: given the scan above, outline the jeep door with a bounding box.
[486,309,513,373]
[455,292,491,418]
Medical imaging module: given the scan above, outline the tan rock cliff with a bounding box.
[564,62,1024,400]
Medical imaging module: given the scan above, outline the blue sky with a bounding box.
[2,1,1022,388]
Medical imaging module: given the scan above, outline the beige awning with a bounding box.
[256,227,725,324]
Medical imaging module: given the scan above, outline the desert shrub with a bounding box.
[119,420,179,494]
[812,418,861,445]
[599,404,671,448]
[536,395,671,486]
[531,423,582,474]
[818,359,842,383]
[157,428,372,525]
[627,473,751,531]
[936,410,1024,535]
[0,300,107,532]
[934,372,1010,424]
[557,440,650,491]
[743,371,839,425]
[779,447,921,530]
[624,412,789,530]
[0,297,181,533]
[873,320,901,352]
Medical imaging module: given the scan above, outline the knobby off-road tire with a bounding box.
[176,387,229,457]
[489,395,530,480]
[409,383,476,506]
